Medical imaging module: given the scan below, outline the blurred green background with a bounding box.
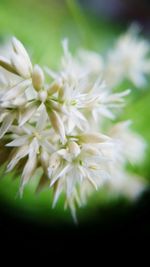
[0,0,150,224]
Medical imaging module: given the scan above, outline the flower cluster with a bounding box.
[0,27,147,221]
[104,25,150,88]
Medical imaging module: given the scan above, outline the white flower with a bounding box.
[75,121,146,205]
[6,107,54,194]
[0,37,32,78]
[108,121,146,164]
[84,79,130,121]
[105,25,150,87]
[77,167,146,208]
[104,121,146,200]
[48,134,113,220]
[107,167,146,199]
[60,40,103,80]
[45,39,85,87]
[46,40,130,133]
[0,38,66,141]
[0,39,41,136]
[77,49,103,76]
[0,35,147,221]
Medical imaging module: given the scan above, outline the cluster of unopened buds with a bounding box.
[0,26,148,221]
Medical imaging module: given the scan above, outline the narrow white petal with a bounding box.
[66,173,75,197]
[19,153,37,196]
[50,164,71,187]
[0,110,8,123]
[23,123,36,135]
[72,111,88,131]
[98,107,115,119]
[86,174,98,190]
[52,182,63,208]
[30,138,39,155]
[49,110,66,144]
[72,108,86,121]
[41,140,55,153]
[40,149,49,172]
[19,139,38,195]
[67,199,78,224]
[66,117,75,133]
[0,112,15,138]
[1,80,30,102]
[7,145,29,171]
[36,105,47,131]
[6,135,29,147]
[25,86,37,101]
[9,125,25,135]
[108,89,130,102]
[19,102,37,126]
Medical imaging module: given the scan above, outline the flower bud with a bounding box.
[47,82,61,95]
[12,37,32,72]
[32,65,45,91]
[79,133,110,143]
[49,110,66,144]
[11,53,31,78]
[0,56,18,75]
[38,90,47,103]
[68,141,80,158]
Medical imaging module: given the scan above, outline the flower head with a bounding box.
[0,34,147,221]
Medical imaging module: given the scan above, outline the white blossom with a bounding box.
[0,34,147,221]
[105,25,150,87]
[48,136,113,220]
[107,167,146,199]
[46,41,130,133]
[108,121,146,164]
[6,107,54,194]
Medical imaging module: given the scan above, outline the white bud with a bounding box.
[38,90,47,103]
[12,37,32,72]
[0,56,18,75]
[47,82,61,95]
[68,141,80,158]
[49,110,66,144]
[79,133,110,143]
[32,65,45,91]
[11,53,31,78]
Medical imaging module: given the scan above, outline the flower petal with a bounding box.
[19,102,37,126]
[0,112,15,138]
[7,145,29,171]
[50,164,71,187]
[49,110,66,144]
[6,135,29,147]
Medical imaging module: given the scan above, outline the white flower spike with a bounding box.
[0,32,147,221]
